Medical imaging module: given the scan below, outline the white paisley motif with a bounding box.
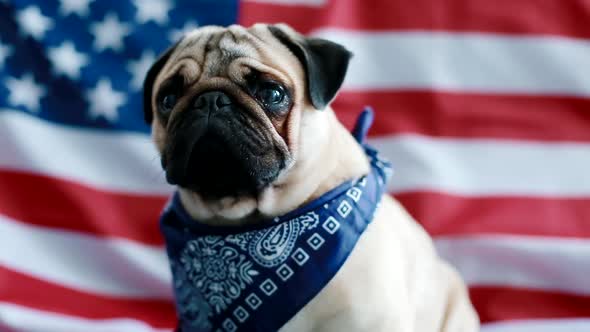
[225,212,320,268]
[178,236,260,315]
[248,219,300,267]
[297,212,319,234]
[225,233,252,251]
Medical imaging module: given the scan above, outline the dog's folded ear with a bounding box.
[142,40,182,124]
[268,24,352,110]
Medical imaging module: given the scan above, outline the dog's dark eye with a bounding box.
[245,72,292,114]
[161,94,177,113]
[256,84,284,106]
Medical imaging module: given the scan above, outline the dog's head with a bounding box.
[144,24,352,219]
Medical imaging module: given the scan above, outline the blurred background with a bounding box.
[1,0,589,331]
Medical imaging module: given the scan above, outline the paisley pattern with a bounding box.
[248,219,300,268]
[172,211,323,329]
[296,212,319,234]
[177,236,259,314]
[225,212,319,268]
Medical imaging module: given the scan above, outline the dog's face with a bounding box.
[144,24,351,217]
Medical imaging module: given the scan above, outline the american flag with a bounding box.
[0,0,588,331]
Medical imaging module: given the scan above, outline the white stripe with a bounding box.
[0,214,172,299]
[0,303,171,332]
[0,110,172,194]
[2,111,590,197]
[244,0,325,6]
[481,319,590,332]
[3,208,589,300]
[313,30,590,96]
[435,235,590,295]
[371,134,590,196]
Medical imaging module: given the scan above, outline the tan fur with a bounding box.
[281,197,479,332]
[149,23,479,331]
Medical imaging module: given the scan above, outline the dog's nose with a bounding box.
[193,91,233,113]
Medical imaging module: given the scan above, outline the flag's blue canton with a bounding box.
[0,0,238,133]
[160,108,393,331]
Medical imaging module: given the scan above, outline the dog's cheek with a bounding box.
[296,106,330,160]
[279,103,303,157]
[151,119,167,155]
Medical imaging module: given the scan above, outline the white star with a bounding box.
[168,21,199,43]
[4,74,46,112]
[127,51,156,90]
[0,41,13,68]
[48,41,89,79]
[16,6,54,39]
[90,13,132,52]
[59,0,94,17]
[133,0,172,25]
[86,79,126,122]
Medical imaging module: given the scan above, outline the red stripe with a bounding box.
[470,286,590,323]
[239,0,590,39]
[396,192,590,239]
[0,265,176,328]
[0,170,167,246]
[3,171,590,246]
[332,91,590,142]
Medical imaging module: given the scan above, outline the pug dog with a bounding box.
[144,23,479,332]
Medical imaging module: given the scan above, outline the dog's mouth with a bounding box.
[183,132,278,199]
[163,105,286,200]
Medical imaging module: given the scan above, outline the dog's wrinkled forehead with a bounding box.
[171,26,255,76]
[156,24,298,87]
[143,23,352,124]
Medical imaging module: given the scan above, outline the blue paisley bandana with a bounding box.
[160,108,393,332]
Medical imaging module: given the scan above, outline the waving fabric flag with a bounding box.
[0,0,589,331]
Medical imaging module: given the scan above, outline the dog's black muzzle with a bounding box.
[163,90,284,200]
